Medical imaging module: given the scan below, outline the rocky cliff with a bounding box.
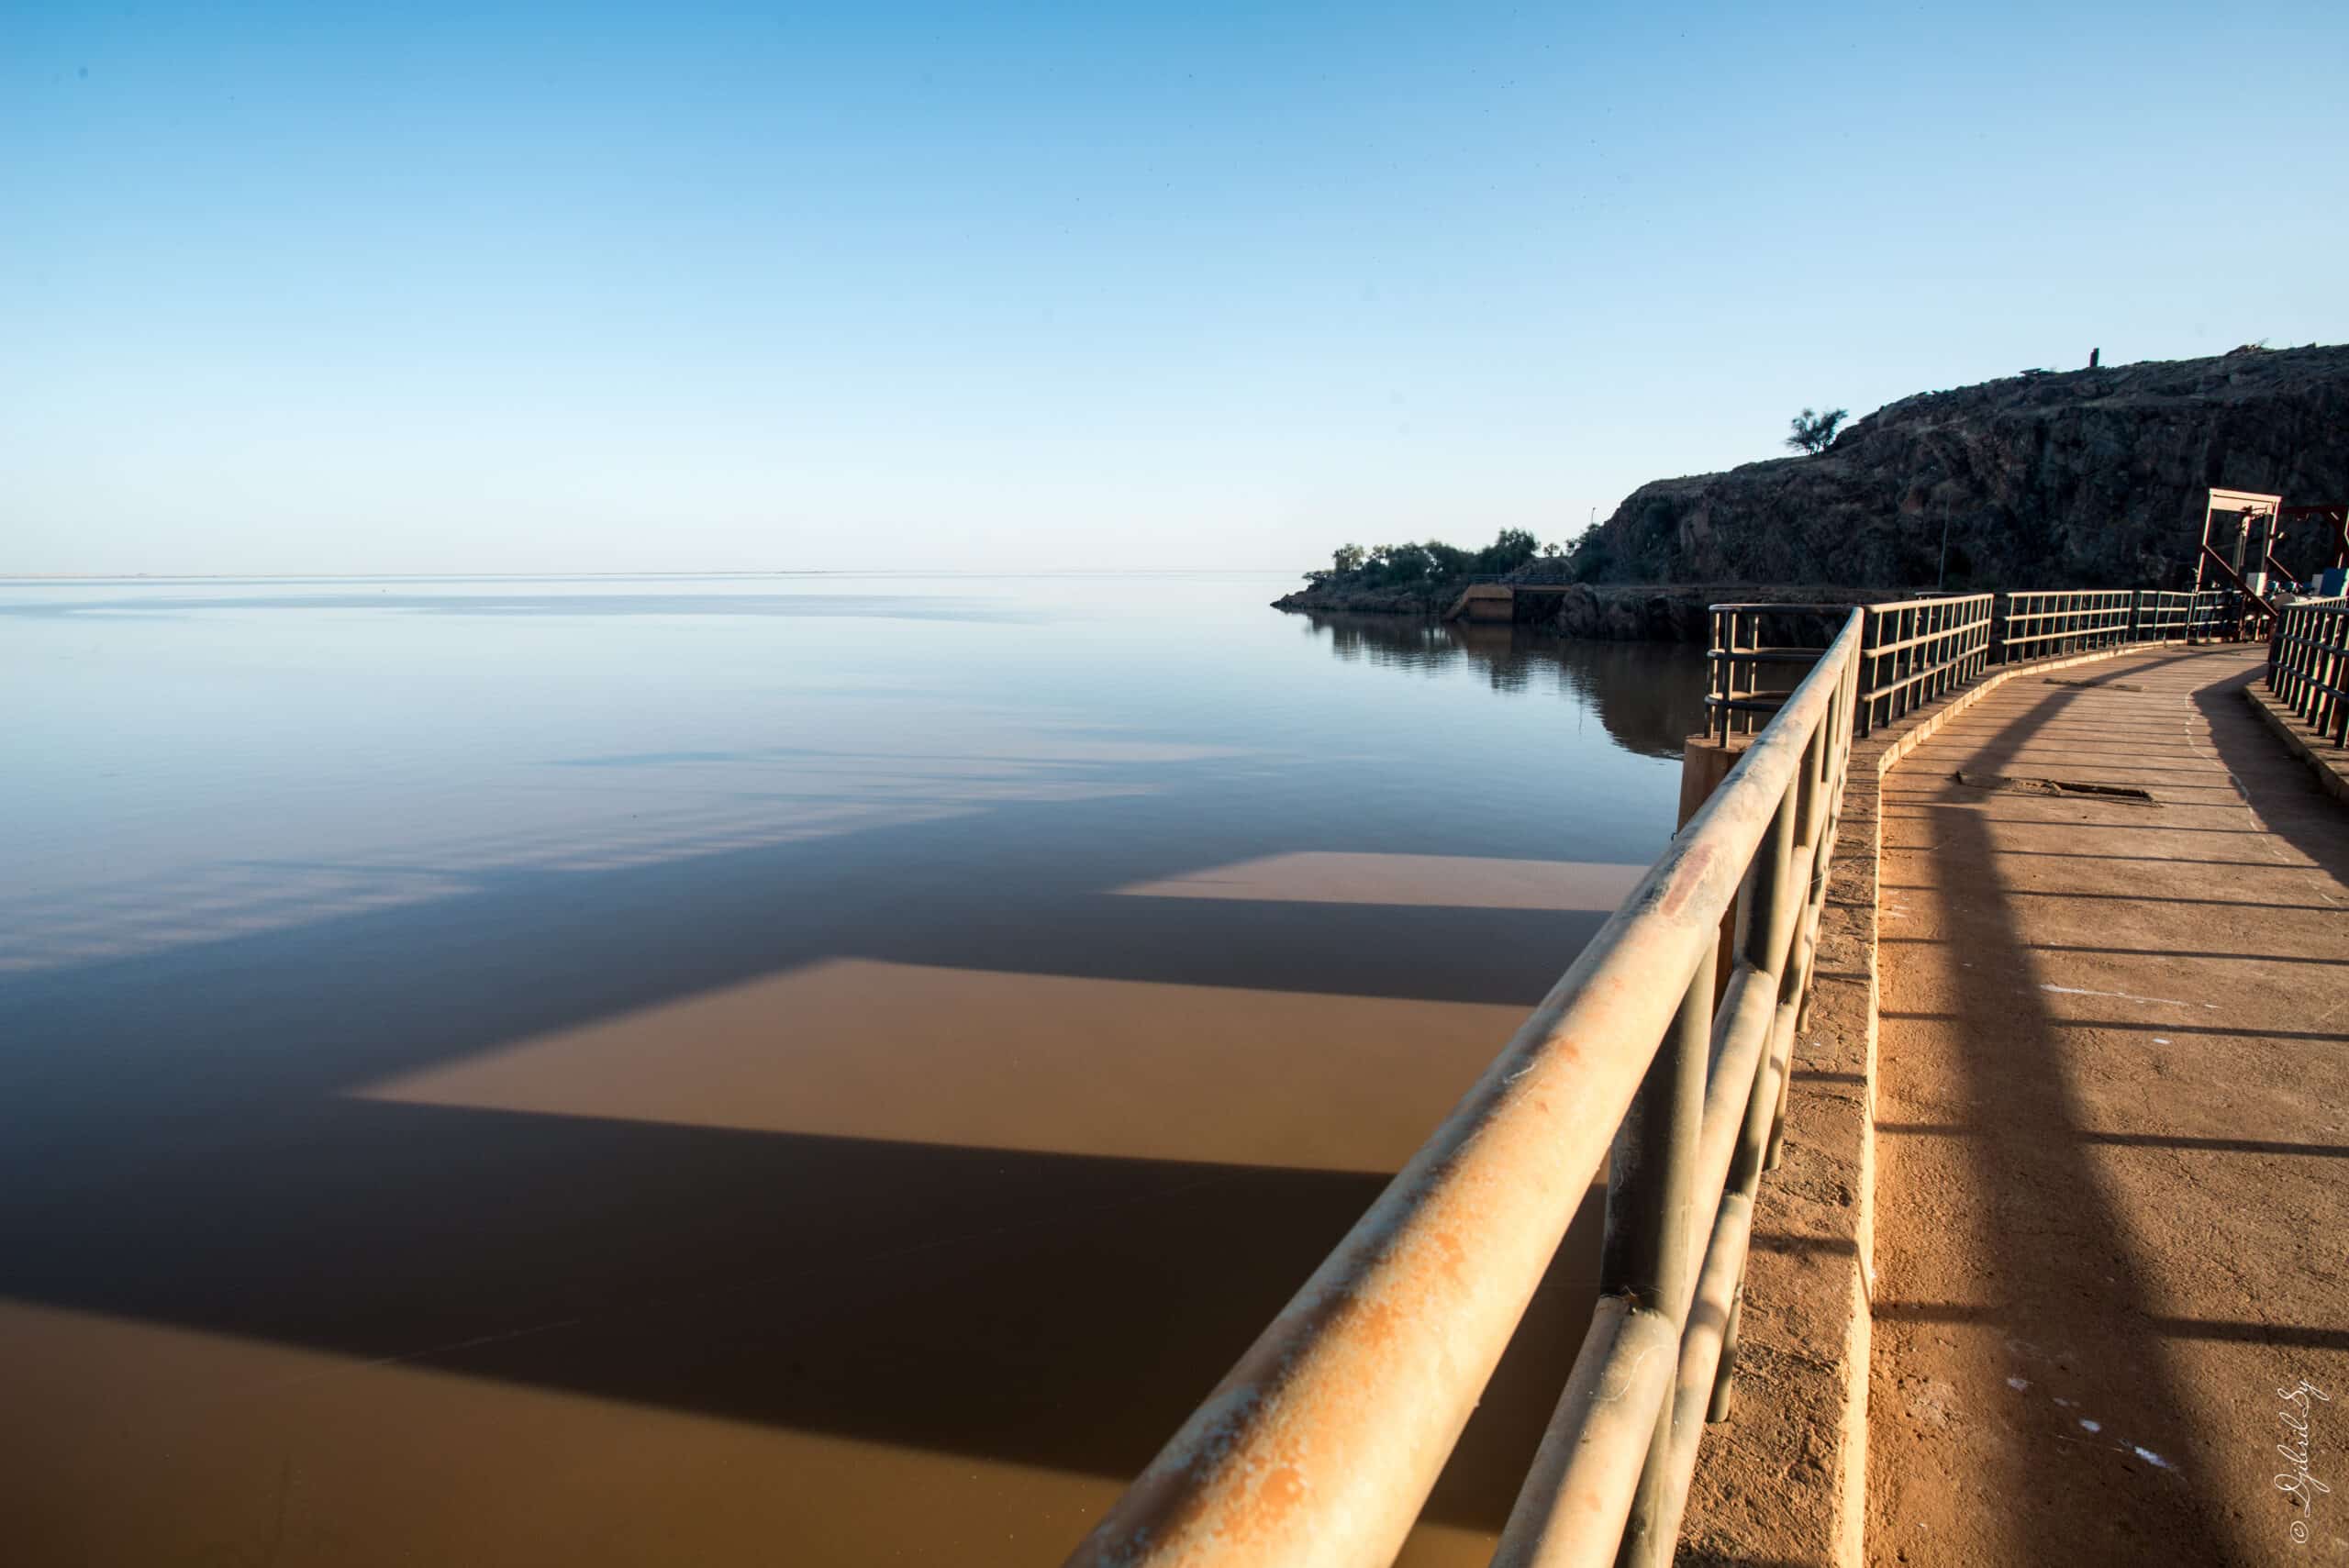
[1576,343,2349,590]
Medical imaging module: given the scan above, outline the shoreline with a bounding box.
[1273,580,1918,643]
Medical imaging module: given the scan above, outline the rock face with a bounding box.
[1579,343,2349,589]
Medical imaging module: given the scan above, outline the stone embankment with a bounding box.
[1271,580,1909,642]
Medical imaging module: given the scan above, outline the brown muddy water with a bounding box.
[0,575,1706,1567]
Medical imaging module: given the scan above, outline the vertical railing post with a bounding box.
[2330,611,2343,743]
[2296,611,2308,706]
[2314,610,2328,732]
[1856,609,1876,736]
[1604,935,1720,1568]
[1712,606,1741,742]
[1741,792,1798,979]
[1901,603,1915,721]
[2317,608,2334,736]
[2305,612,2318,716]
[1707,764,1809,1428]
[2296,611,2310,710]
[2307,609,2321,728]
[1727,607,1743,740]
[2333,611,2349,745]
[2301,610,2321,713]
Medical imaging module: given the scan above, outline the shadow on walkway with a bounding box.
[1867,646,2345,1565]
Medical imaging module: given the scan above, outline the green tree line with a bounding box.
[1321,528,1549,587]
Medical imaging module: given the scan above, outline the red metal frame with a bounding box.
[2279,504,2349,577]
[2193,488,2283,635]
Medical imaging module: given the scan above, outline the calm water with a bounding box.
[0,574,1704,1566]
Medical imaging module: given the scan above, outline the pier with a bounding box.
[1067,589,2349,1568]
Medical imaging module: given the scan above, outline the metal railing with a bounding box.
[1998,588,2245,655]
[2188,588,2249,642]
[2135,589,2221,643]
[1857,595,1994,733]
[1064,612,1866,1568]
[2270,598,2349,746]
[1998,589,2135,661]
[1705,601,1847,740]
[1707,587,2249,741]
[1707,594,1990,740]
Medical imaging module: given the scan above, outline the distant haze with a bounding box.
[6,0,2344,574]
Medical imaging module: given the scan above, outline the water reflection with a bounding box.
[1297,612,1709,758]
[0,576,1692,1568]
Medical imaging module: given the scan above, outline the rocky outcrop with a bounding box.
[1578,343,2349,589]
[1267,578,1725,637]
[1269,580,1458,615]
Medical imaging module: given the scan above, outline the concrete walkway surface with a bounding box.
[1865,644,2349,1566]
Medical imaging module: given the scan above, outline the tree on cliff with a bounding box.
[1785,407,1847,454]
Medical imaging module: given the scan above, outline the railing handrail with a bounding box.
[2269,597,2349,749]
[1064,610,1868,1568]
[1707,584,2254,741]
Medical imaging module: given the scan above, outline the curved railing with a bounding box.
[1708,587,2243,741]
[1064,611,1865,1568]
[1708,595,1989,740]
[1999,588,2135,660]
[2270,597,2349,746]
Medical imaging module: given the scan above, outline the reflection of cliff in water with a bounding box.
[1297,613,1709,760]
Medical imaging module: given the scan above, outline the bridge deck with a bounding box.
[1865,644,2348,1564]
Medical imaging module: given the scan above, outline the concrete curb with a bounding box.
[2243,683,2349,803]
[1675,637,2205,1567]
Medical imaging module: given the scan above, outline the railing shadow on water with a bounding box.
[0,738,1634,1551]
[1069,613,1865,1568]
[1074,592,2277,1568]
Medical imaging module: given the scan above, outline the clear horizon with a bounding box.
[7,0,2346,575]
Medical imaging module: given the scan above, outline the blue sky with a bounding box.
[6,0,2344,574]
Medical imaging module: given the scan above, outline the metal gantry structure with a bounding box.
[2194,490,2349,636]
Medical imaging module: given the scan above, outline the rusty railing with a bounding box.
[2269,598,2349,746]
[1065,611,1866,1568]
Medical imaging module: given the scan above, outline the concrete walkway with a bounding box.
[1865,645,2349,1566]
